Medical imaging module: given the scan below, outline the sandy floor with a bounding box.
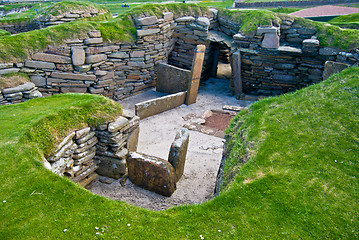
[89,78,254,211]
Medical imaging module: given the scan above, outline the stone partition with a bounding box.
[156,63,191,94]
[44,114,139,187]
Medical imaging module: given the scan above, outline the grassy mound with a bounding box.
[0,67,358,238]
[329,12,359,29]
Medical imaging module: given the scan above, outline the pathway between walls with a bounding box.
[89,78,254,211]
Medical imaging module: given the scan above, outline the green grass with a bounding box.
[329,12,359,29]
[267,7,302,14]
[0,68,358,238]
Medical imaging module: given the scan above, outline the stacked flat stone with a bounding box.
[1,82,42,105]
[94,115,140,179]
[168,16,212,70]
[44,9,104,26]
[71,127,99,186]
[47,132,76,178]
[45,116,139,186]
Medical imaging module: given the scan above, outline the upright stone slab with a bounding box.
[232,50,242,98]
[185,45,206,105]
[127,152,176,197]
[168,128,189,182]
[156,63,191,94]
[323,61,350,80]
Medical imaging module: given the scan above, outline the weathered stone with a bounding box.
[0,63,13,69]
[51,72,96,81]
[168,128,189,182]
[0,68,20,75]
[303,38,319,47]
[96,156,126,179]
[156,63,191,94]
[273,63,296,70]
[85,46,119,54]
[127,152,176,197]
[261,33,279,49]
[27,90,42,99]
[163,12,174,22]
[30,75,46,87]
[323,61,350,80]
[84,37,103,45]
[32,53,71,64]
[108,116,129,133]
[88,30,101,38]
[319,47,338,56]
[175,16,195,23]
[297,28,316,35]
[109,51,129,59]
[85,54,107,64]
[134,16,157,26]
[127,126,139,152]
[130,50,145,58]
[137,28,160,37]
[75,127,91,139]
[135,91,186,119]
[71,46,86,66]
[25,60,55,70]
[196,17,210,27]
[74,65,91,72]
[2,82,35,94]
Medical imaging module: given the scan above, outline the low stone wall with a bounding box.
[0,82,42,105]
[44,114,139,187]
[0,20,41,34]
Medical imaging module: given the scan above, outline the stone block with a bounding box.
[86,54,107,64]
[135,91,186,119]
[134,16,157,26]
[168,128,189,182]
[0,63,13,69]
[196,17,210,27]
[297,28,316,35]
[175,16,195,23]
[137,28,160,37]
[84,38,103,45]
[2,82,35,94]
[127,152,176,197]
[156,63,191,94]
[109,51,129,59]
[72,46,86,66]
[88,30,101,38]
[51,72,96,81]
[25,60,55,70]
[163,12,174,22]
[127,126,139,152]
[96,156,126,179]
[0,68,20,75]
[108,116,129,133]
[323,61,350,80]
[303,38,319,48]
[32,53,71,64]
[130,50,145,58]
[319,47,338,56]
[261,33,279,49]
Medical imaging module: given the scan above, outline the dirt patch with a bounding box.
[204,111,234,131]
[89,78,255,211]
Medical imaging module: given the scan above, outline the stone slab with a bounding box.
[51,72,96,81]
[323,61,350,80]
[32,53,71,64]
[156,63,191,94]
[24,60,55,70]
[72,47,86,66]
[2,82,35,94]
[135,91,186,119]
[127,152,176,197]
[96,156,126,179]
[168,128,189,182]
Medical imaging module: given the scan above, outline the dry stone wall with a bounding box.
[0,9,358,99]
[45,114,139,187]
[0,82,42,105]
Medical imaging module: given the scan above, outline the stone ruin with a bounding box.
[45,112,190,197]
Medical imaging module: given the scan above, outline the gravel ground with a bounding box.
[89,78,254,211]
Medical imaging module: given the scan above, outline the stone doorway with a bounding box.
[207,42,232,80]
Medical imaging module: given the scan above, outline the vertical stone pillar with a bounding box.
[232,50,242,98]
[185,45,206,105]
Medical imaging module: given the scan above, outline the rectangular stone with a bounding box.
[156,63,191,94]
[51,72,96,81]
[135,91,186,119]
[130,51,145,58]
[25,60,55,70]
[137,28,160,37]
[32,53,71,64]
[85,46,119,54]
